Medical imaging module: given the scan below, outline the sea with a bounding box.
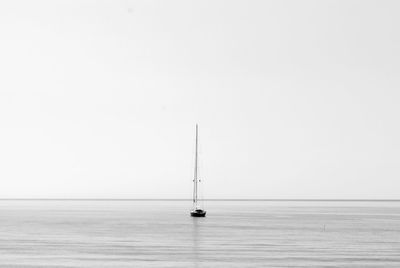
[0,200,399,267]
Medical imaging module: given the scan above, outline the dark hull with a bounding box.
[190,211,206,217]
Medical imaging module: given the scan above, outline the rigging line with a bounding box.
[193,124,198,207]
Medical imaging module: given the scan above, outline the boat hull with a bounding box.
[190,210,206,217]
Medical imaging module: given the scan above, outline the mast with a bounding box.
[193,124,198,208]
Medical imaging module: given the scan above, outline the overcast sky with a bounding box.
[0,0,399,199]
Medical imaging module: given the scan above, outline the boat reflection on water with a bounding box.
[191,214,207,268]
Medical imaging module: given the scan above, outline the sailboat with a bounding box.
[190,124,206,217]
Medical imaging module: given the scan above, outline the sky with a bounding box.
[0,0,399,199]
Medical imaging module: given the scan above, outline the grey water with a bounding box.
[0,200,399,267]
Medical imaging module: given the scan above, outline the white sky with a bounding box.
[0,0,399,199]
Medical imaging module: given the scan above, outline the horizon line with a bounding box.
[0,198,399,202]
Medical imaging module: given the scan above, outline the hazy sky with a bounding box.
[0,0,399,199]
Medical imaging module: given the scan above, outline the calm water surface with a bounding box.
[0,200,399,267]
